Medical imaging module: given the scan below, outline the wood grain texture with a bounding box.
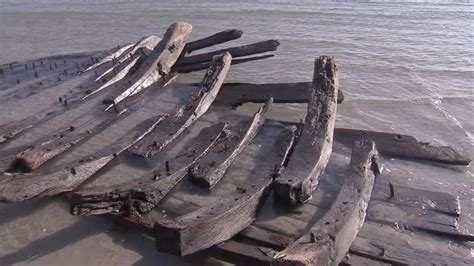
[273,140,380,266]
[189,98,273,188]
[105,22,193,110]
[70,122,230,216]
[154,125,297,255]
[129,52,232,158]
[0,115,165,202]
[334,128,470,165]
[274,56,339,204]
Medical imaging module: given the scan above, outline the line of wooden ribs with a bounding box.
[0,22,471,265]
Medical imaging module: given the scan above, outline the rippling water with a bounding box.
[0,1,473,265]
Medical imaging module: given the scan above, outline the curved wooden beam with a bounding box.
[129,52,232,158]
[105,22,193,111]
[273,140,381,265]
[70,121,231,216]
[273,56,339,204]
[155,125,297,256]
[189,98,273,188]
[0,115,166,203]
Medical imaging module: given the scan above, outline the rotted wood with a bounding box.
[189,98,273,188]
[129,52,232,158]
[0,73,177,176]
[105,22,193,111]
[334,128,471,165]
[178,40,280,66]
[0,115,166,203]
[4,126,92,173]
[70,121,230,216]
[215,82,345,107]
[350,233,473,265]
[84,44,135,72]
[273,56,339,205]
[367,200,473,241]
[184,29,243,54]
[84,35,162,99]
[371,182,460,216]
[154,125,297,256]
[174,54,274,73]
[272,140,380,265]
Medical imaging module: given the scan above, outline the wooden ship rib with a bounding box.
[0,22,472,265]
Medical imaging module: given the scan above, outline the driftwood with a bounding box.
[215,82,345,107]
[273,140,380,265]
[184,29,243,54]
[178,40,280,65]
[334,128,471,165]
[273,56,339,205]
[70,122,230,216]
[189,98,272,188]
[105,22,193,111]
[129,52,232,158]
[0,115,166,202]
[154,125,297,255]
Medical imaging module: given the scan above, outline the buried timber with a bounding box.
[0,22,472,265]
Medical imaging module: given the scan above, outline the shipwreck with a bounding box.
[0,22,472,265]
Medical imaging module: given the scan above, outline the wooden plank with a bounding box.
[371,181,461,217]
[367,200,473,241]
[178,40,280,65]
[274,56,339,204]
[0,73,177,174]
[129,52,232,158]
[350,236,472,265]
[154,125,297,255]
[189,98,273,188]
[215,82,345,107]
[334,128,471,165]
[174,54,274,73]
[70,121,230,216]
[211,241,273,265]
[105,22,192,110]
[273,140,380,265]
[0,115,166,202]
[184,29,243,54]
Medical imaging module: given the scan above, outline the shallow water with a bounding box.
[0,0,473,265]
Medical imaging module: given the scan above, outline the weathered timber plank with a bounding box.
[215,82,344,107]
[174,54,274,73]
[274,56,339,204]
[129,52,232,158]
[350,237,472,265]
[371,181,461,216]
[105,22,192,110]
[178,40,280,65]
[184,29,243,54]
[189,98,273,188]
[70,122,230,216]
[273,140,381,266]
[154,125,297,255]
[367,200,473,241]
[334,128,470,165]
[0,115,166,202]
[211,241,274,265]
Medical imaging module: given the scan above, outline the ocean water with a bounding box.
[0,1,473,265]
